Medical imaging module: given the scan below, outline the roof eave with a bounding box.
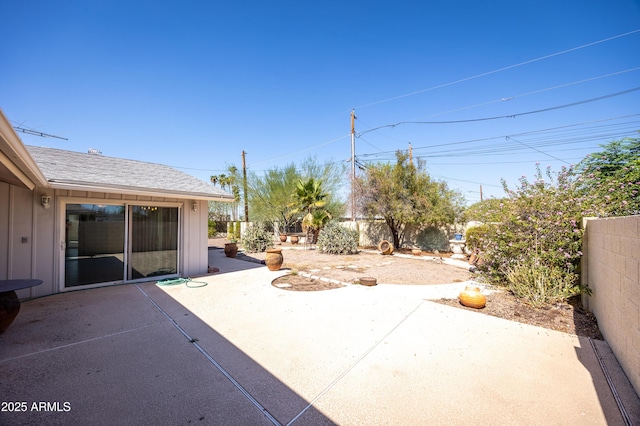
[0,108,50,189]
[48,180,235,202]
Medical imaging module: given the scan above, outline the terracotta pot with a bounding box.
[0,291,20,333]
[359,277,377,286]
[224,243,238,258]
[459,285,486,309]
[279,235,288,243]
[378,240,394,255]
[265,248,284,271]
[290,235,299,245]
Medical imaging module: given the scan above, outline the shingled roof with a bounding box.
[26,145,233,200]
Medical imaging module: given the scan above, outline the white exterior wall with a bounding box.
[0,182,210,299]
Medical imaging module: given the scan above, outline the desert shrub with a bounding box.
[317,222,359,255]
[476,164,593,304]
[503,258,581,307]
[464,224,490,251]
[242,223,274,253]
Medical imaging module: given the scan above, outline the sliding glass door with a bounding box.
[65,204,126,287]
[64,203,179,288]
[129,206,178,279]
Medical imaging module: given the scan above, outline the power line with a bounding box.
[354,28,640,110]
[357,114,640,158]
[505,136,571,165]
[357,86,640,136]
[246,133,350,167]
[420,66,640,119]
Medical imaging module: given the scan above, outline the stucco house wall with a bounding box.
[0,107,229,299]
[0,185,209,299]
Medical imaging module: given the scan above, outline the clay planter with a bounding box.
[378,240,394,255]
[459,285,486,309]
[412,249,422,256]
[290,235,299,245]
[265,248,284,271]
[279,235,288,243]
[224,242,238,258]
[0,291,20,333]
[359,277,377,286]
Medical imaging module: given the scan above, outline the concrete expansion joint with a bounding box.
[134,284,282,426]
[0,324,157,364]
[287,300,426,425]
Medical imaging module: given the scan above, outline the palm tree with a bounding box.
[290,178,332,244]
[211,169,241,220]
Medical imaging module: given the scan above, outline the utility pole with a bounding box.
[480,184,483,202]
[242,151,249,222]
[350,109,356,221]
[408,142,413,164]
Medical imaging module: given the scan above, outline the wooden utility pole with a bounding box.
[408,142,413,164]
[350,110,356,221]
[480,184,483,202]
[242,151,249,222]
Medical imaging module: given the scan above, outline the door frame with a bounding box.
[58,197,183,292]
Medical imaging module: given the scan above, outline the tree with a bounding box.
[290,177,332,243]
[210,166,241,220]
[245,157,346,233]
[247,163,300,233]
[577,136,640,217]
[355,151,464,249]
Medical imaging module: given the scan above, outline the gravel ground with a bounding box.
[211,238,472,285]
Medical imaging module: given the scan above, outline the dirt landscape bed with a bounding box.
[211,239,602,340]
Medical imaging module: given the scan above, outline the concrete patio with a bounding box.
[1,247,639,425]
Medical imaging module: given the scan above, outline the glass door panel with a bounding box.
[65,204,125,287]
[129,206,178,279]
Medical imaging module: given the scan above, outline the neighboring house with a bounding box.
[0,108,233,299]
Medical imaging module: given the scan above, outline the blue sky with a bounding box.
[2,0,639,204]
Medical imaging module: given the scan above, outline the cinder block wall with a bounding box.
[582,216,640,395]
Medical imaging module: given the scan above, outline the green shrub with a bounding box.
[464,224,490,251]
[233,221,242,240]
[475,164,592,303]
[317,222,359,255]
[242,223,274,253]
[503,258,581,307]
[226,221,242,241]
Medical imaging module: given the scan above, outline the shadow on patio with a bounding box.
[0,278,334,425]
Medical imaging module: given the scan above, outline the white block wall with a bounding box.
[582,216,640,395]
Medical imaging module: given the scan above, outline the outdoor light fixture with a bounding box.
[41,194,51,209]
[192,201,198,212]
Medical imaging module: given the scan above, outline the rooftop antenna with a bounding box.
[12,125,68,140]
